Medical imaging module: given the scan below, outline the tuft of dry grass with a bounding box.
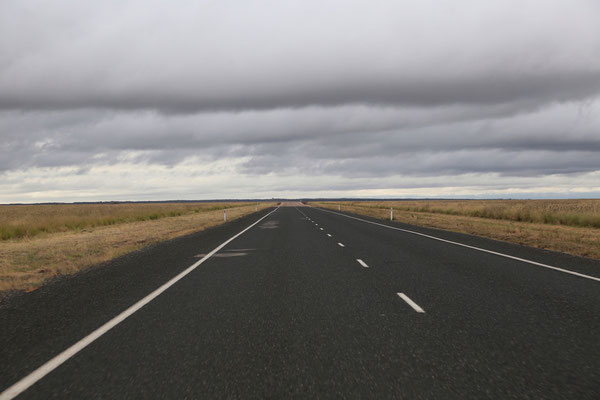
[0,203,273,293]
[312,200,600,260]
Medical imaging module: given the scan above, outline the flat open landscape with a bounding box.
[1,204,598,399]
[0,202,272,293]
[311,199,600,260]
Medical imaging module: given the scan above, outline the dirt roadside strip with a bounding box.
[0,203,274,294]
[311,202,600,261]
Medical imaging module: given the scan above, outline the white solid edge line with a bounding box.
[397,293,425,313]
[314,207,600,283]
[338,242,345,247]
[356,259,369,268]
[0,207,281,400]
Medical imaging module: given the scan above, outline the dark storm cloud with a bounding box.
[1,0,600,201]
[1,97,600,177]
[2,69,600,113]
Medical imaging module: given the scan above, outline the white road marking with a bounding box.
[314,208,600,282]
[356,259,369,268]
[0,207,281,400]
[397,293,425,313]
[338,242,345,247]
[327,234,332,237]
[320,228,324,231]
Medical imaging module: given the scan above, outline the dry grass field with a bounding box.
[0,202,272,294]
[311,200,600,260]
[0,202,252,241]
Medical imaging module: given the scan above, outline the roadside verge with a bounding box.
[311,202,600,261]
[0,204,273,294]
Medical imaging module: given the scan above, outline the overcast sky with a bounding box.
[1,0,600,202]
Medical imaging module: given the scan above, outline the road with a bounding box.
[1,205,599,399]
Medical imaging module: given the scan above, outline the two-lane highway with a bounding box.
[1,205,599,399]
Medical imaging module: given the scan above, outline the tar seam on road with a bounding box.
[397,293,425,313]
[294,207,315,226]
[0,207,281,400]
[314,208,600,282]
[294,207,309,220]
[356,259,369,268]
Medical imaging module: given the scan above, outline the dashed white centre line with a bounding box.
[356,259,369,268]
[338,242,345,247]
[327,234,332,237]
[320,228,324,230]
[397,293,425,313]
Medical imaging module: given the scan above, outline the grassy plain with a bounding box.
[311,200,600,260]
[0,202,252,241]
[0,202,272,294]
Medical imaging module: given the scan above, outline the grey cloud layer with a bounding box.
[1,0,600,200]
[2,100,599,177]
[2,0,600,111]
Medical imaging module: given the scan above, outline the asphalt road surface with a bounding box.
[1,205,599,399]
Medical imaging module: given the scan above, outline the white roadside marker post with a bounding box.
[390,207,393,221]
[224,209,227,222]
[338,204,341,211]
